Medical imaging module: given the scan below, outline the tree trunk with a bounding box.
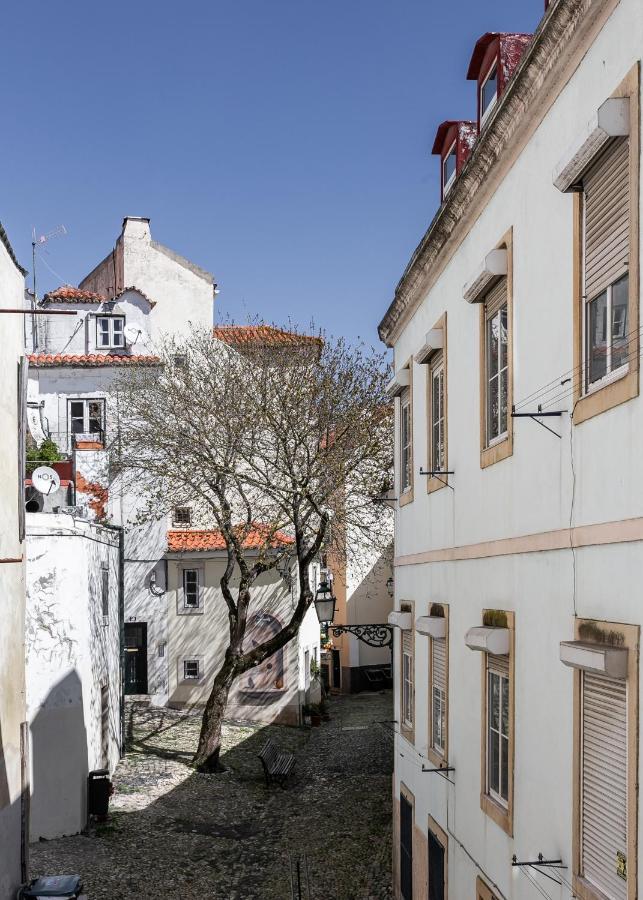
[192,656,237,772]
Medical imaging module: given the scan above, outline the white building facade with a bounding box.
[379,1,643,898]
[0,223,28,899]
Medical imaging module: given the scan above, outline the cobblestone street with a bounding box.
[31,690,393,900]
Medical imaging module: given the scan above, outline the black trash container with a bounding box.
[87,768,111,817]
[21,874,83,897]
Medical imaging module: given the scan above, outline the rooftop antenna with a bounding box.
[30,224,67,351]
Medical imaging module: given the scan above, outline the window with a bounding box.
[173,354,187,367]
[583,138,630,391]
[157,641,166,659]
[183,659,200,680]
[402,629,414,730]
[304,649,310,689]
[480,62,498,122]
[486,654,510,807]
[442,142,457,196]
[400,791,413,900]
[428,823,446,900]
[69,398,105,443]
[476,877,499,900]
[101,565,109,624]
[431,638,447,756]
[430,358,445,474]
[173,506,191,526]
[182,568,200,609]
[484,283,509,446]
[400,387,412,494]
[96,316,125,349]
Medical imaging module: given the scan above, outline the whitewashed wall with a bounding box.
[25,514,121,841]
[0,232,26,900]
[389,0,643,896]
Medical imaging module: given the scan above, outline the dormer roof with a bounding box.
[431,120,477,156]
[467,32,532,83]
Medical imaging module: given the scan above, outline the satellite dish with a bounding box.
[124,323,144,345]
[31,466,61,496]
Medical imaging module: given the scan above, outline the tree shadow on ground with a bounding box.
[30,692,394,900]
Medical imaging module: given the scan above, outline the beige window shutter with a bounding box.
[581,671,627,900]
[432,638,446,691]
[584,138,630,301]
[402,629,413,656]
[485,278,507,318]
[488,653,510,677]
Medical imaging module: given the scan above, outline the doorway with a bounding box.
[400,793,413,900]
[124,623,148,694]
[332,649,341,690]
[428,828,445,900]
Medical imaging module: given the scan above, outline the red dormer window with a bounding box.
[467,33,532,131]
[432,121,478,201]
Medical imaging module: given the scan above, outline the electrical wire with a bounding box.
[519,865,556,899]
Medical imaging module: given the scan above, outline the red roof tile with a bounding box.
[42,285,107,304]
[167,526,294,552]
[28,353,161,367]
[212,325,322,347]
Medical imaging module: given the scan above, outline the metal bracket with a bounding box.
[421,765,455,774]
[511,405,565,439]
[512,853,567,886]
[419,468,454,489]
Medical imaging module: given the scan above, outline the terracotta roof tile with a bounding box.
[42,285,107,304]
[212,325,322,347]
[28,353,161,367]
[167,526,293,552]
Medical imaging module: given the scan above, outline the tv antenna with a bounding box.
[32,224,67,303]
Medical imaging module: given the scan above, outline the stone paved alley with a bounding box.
[31,690,393,900]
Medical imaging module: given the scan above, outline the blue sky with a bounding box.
[1,1,540,345]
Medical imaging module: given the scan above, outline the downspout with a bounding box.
[104,523,125,758]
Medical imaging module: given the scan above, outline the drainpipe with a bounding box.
[104,523,125,758]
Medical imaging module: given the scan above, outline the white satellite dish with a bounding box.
[124,323,144,345]
[31,466,61,496]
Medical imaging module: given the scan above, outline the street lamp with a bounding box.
[314,580,336,625]
[386,576,394,598]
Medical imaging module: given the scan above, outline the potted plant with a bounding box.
[309,703,322,727]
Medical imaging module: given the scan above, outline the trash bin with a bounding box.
[20,874,84,898]
[87,767,111,818]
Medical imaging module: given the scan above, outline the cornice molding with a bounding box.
[378,0,617,346]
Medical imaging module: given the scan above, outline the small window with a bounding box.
[402,630,414,729]
[484,281,509,447]
[480,62,498,122]
[157,641,166,659]
[101,565,109,624]
[400,388,412,494]
[442,142,457,195]
[486,656,510,807]
[173,354,187,367]
[431,638,447,756]
[429,359,445,473]
[183,569,200,609]
[69,398,105,444]
[96,316,125,349]
[183,659,200,680]
[173,506,191,526]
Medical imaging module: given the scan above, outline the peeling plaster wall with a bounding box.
[25,514,120,841]
[166,558,319,725]
[0,233,26,900]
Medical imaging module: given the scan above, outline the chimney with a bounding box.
[121,216,151,241]
[432,121,478,201]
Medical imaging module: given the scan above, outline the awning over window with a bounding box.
[462,249,507,303]
[385,368,411,398]
[388,610,414,629]
[559,640,628,679]
[414,328,445,365]
[553,97,630,192]
[415,615,447,639]
[465,626,510,655]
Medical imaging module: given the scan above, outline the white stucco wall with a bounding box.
[25,514,121,841]
[0,232,27,900]
[388,1,643,897]
[165,556,319,725]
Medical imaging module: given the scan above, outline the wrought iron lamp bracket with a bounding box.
[330,623,394,650]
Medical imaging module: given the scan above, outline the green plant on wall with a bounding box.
[430,603,445,618]
[482,609,508,629]
[26,438,63,475]
[578,620,625,646]
[310,657,320,680]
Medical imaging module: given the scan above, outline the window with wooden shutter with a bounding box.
[580,672,628,900]
[400,387,412,494]
[487,653,510,807]
[583,138,631,390]
[484,279,509,446]
[402,629,414,728]
[431,638,447,755]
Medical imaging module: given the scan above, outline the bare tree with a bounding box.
[112,325,392,771]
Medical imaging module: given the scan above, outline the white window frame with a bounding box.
[430,360,445,472]
[180,566,203,613]
[68,398,105,441]
[400,389,412,494]
[431,642,446,756]
[486,664,510,808]
[480,61,498,125]
[583,274,630,395]
[402,643,414,728]
[485,305,508,447]
[442,140,457,196]
[96,315,125,349]
[182,658,201,681]
[101,564,109,625]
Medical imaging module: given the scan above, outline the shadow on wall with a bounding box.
[0,716,24,900]
[30,670,88,841]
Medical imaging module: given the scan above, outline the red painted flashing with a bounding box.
[432,120,478,200]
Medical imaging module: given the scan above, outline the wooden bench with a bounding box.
[258,739,296,788]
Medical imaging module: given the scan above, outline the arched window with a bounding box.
[242,614,285,691]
